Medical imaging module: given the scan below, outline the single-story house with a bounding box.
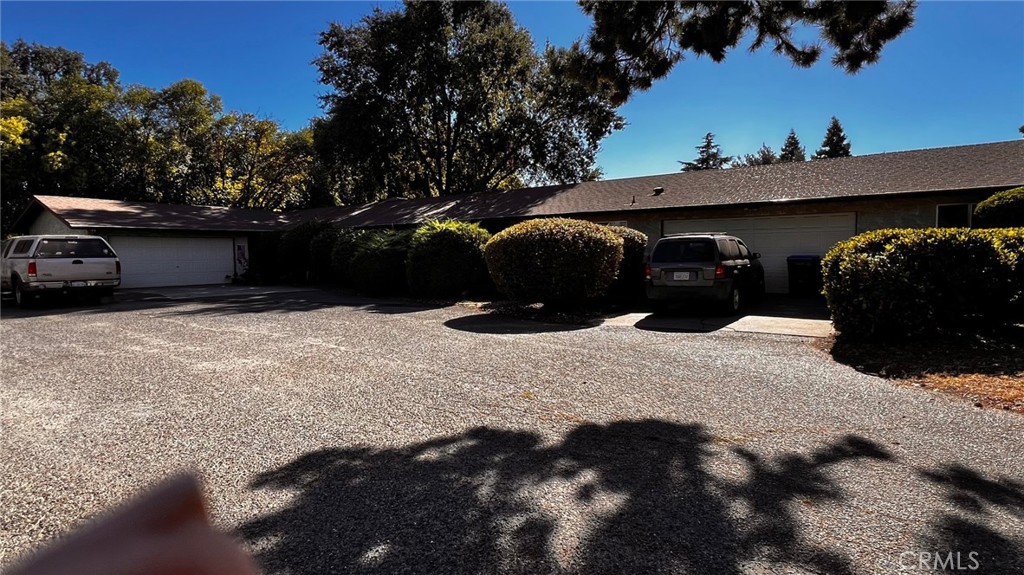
[11,140,1024,292]
[12,196,283,288]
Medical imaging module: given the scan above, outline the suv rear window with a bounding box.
[34,239,116,258]
[652,239,716,263]
[717,239,740,259]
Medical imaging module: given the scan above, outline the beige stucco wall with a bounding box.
[578,190,994,249]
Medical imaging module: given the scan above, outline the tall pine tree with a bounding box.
[680,132,732,171]
[778,129,807,163]
[813,117,852,159]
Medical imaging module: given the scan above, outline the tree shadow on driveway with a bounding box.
[237,420,900,574]
[0,290,449,319]
[915,464,1024,574]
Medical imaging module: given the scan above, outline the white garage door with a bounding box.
[663,213,856,293]
[108,236,235,289]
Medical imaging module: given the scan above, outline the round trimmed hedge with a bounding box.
[484,218,624,303]
[822,228,1018,340]
[974,186,1024,228]
[349,229,413,296]
[975,227,1024,320]
[406,220,492,299]
[605,225,648,301]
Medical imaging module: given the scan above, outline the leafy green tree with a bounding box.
[813,116,853,159]
[1,39,119,102]
[732,142,777,167]
[778,129,807,163]
[313,0,623,204]
[680,132,732,171]
[118,80,225,205]
[1,41,130,235]
[1,39,333,237]
[571,1,916,103]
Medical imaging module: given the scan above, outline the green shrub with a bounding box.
[974,186,1024,228]
[406,219,492,299]
[975,227,1024,318]
[484,218,624,303]
[330,228,367,287]
[309,226,344,283]
[605,225,648,301]
[278,220,334,283]
[349,229,413,296]
[822,228,1017,340]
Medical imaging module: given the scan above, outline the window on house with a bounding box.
[936,204,974,228]
[599,220,628,227]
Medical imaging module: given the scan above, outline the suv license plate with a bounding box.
[673,272,691,281]
[71,281,87,287]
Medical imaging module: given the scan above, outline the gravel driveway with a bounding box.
[2,289,1022,574]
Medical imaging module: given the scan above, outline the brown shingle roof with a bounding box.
[469,139,1024,217]
[31,196,285,232]
[301,140,1024,227]
[21,140,1024,232]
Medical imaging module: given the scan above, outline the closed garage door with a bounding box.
[107,236,235,289]
[663,213,855,293]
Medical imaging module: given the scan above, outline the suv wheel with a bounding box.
[724,286,741,315]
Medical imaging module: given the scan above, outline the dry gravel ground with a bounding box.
[1,290,1022,575]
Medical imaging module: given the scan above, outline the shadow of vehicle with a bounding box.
[632,313,731,333]
[443,313,594,335]
[646,294,829,320]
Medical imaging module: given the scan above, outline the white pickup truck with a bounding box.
[1,235,121,306]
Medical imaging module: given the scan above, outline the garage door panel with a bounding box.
[108,236,235,289]
[663,213,855,293]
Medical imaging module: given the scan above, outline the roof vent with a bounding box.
[652,186,665,196]
[630,195,636,206]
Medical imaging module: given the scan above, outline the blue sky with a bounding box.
[2,1,1022,180]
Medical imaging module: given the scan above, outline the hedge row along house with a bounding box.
[11,140,1024,291]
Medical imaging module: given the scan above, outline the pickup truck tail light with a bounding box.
[714,264,726,279]
[27,261,37,278]
[115,260,121,275]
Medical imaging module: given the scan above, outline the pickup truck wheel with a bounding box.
[14,279,27,308]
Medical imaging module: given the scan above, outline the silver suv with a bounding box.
[645,232,765,313]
